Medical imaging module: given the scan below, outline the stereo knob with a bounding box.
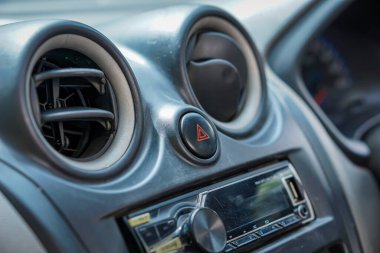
[188,208,227,253]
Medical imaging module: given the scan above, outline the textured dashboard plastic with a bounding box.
[267,1,380,252]
[0,2,378,253]
[0,184,46,253]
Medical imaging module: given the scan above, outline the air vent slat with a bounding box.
[41,107,114,128]
[189,32,247,85]
[34,68,104,82]
[34,67,107,95]
[34,68,105,89]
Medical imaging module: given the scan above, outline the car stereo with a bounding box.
[125,162,314,253]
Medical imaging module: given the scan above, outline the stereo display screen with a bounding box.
[204,170,293,236]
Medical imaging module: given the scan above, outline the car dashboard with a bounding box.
[0,1,379,253]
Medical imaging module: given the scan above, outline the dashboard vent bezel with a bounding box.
[181,16,266,137]
[25,32,141,177]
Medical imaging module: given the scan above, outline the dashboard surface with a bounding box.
[0,1,379,253]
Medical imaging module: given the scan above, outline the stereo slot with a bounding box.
[126,163,315,253]
[285,177,303,204]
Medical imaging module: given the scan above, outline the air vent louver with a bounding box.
[32,49,117,159]
[186,31,248,122]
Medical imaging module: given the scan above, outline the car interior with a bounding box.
[0,0,380,252]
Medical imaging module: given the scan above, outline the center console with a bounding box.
[125,162,314,253]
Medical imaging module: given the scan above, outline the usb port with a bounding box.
[285,177,303,203]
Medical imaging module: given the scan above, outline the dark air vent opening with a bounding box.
[31,49,118,159]
[186,31,248,122]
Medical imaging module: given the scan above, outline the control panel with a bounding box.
[124,162,314,253]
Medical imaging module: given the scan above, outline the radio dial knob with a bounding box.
[188,208,227,253]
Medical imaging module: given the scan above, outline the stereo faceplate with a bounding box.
[125,162,314,253]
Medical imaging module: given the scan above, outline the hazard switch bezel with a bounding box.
[179,112,218,159]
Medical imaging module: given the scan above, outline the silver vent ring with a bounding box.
[27,34,135,172]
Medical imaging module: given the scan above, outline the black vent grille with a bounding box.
[31,49,117,159]
[186,32,248,122]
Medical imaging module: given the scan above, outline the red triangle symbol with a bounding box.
[196,124,210,142]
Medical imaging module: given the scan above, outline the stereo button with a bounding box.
[224,244,235,252]
[128,213,151,227]
[256,224,280,237]
[157,219,176,238]
[232,233,259,248]
[278,215,301,228]
[138,226,159,246]
[155,237,182,253]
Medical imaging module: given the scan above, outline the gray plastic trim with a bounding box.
[0,191,46,253]
[268,68,380,253]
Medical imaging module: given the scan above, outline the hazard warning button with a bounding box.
[179,112,217,159]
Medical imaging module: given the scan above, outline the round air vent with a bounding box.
[32,49,117,159]
[27,34,137,173]
[186,31,247,122]
[183,17,265,136]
